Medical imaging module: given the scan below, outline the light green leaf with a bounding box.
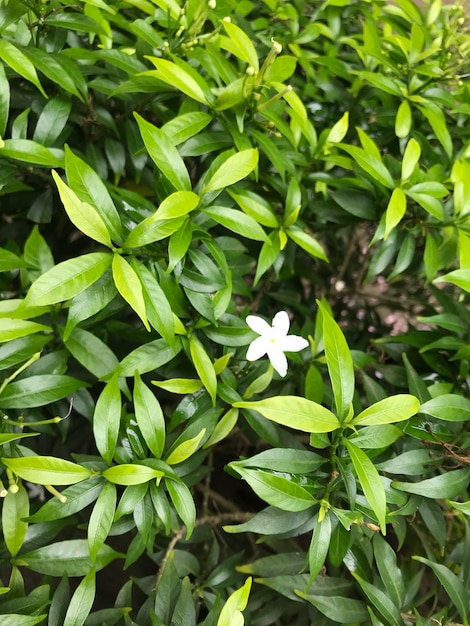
[0,139,62,167]
[52,170,112,247]
[2,481,29,557]
[339,144,394,189]
[102,464,163,486]
[112,253,150,331]
[352,394,419,426]
[384,187,407,240]
[343,440,386,534]
[23,252,111,307]
[64,146,122,243]
[134,112,191,191]
[0,63,10,137]
[217,578,252,626]
[318,301,354,421]
[401,138,421,181]
[235,396,339,433]
[395,100,412,138]
[420,394,470,422]
[286,226,328,261]
[63,327,118,379]
[203,206,267,241]
[434,269,470,292]
[93,375,121,465]
[204,408,239,448]
[153,191,199,221]
[152,379,203,394]
[0,319,51,343]
[1,456,92,485]
[0,40,47,98]
[143,57,209,105]
[326,111,349,144]
[134,374,165,459]
[165,428,206,465]
[189,335,217,406]
[0,248,27,271]
[222,20,259,71]
[203,149,259,194]
[227,189,278,228]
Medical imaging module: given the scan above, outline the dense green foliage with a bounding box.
[0,0,469,623]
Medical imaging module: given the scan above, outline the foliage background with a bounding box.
[0,0,469,624]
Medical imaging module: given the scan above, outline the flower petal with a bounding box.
[246,336,269,361]
[267,347,288,377]
[246,315,272,336]
[280,335,309,353]
[272,310,290,337]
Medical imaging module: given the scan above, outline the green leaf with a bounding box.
[52,171,112,247]
[27,476,104,522]
[165,477,196,538]
[373,534,405,607]
[231,466,316,512]
[64,146,122,243]
[234,396,340,433]
[308,512,332,584]
[343,440,386,534]
[392,468,470,499]
[0,39,47,98]
[0,63,10,137]
[384,187,407,240]
[418,103,452,158]
[0,433,39,445]
[113,338,181,377]
[112,253,150,331]
[296,591,369,622]
[349,424,402,449]
[217,577,252,626]
[24,252,112,307]
[413,557,469,620]
[2,481,29,556]
[93,375,121,465]
[189,335,217,406]
[203,206,267,241]
[102,464,164,486]
[222,20,259,71]
[420,394,470,422]
[203,149,259,193]
[18,540,122,576]
[64,327,119,379]
[0,375,85,408]
[0,617,47,626]
[352,394,419,426]
[33,96,71,146]
[0,319,51,343]
[143,56,210,105]
[434,269,470,292]
[63,568,96,626]
[88,482,117,562]
[134,112,191,191]
[1,456,92,485]
[352,574,405,625]
[318,301,354,421]
[162,112,212,145]
[134,374,165,459]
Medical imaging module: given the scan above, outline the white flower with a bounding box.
[245,310,309,377]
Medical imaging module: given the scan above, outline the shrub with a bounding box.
[0,0,469,624]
